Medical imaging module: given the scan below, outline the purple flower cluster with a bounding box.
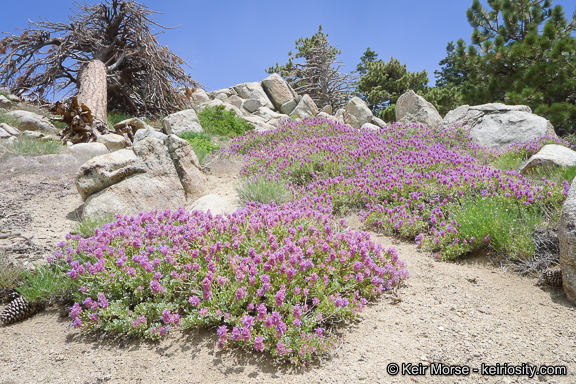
[57,198,407,365]
[228,118,570,259]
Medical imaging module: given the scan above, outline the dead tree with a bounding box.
[291,39,357,110]
[0,0,201,143]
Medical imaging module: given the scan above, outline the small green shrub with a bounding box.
[235,177,293,205]
[177,131,221,165]
[16,262,77,305]
[0,135,63,159]
[71,214,117,238]
[197,105,254,137]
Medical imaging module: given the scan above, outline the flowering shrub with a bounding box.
[54,198,407,366]
[228,117,571,260]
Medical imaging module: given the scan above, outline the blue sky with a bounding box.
[1,1,575,92]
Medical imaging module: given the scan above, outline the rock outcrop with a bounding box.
[396,90,442,127]
[438,103,556,149]
[96,134,126,152]
[6,110,57,133]
[162,109,203,135]
[77,136,205,219]
[520,145,576,175]
[345,97,373,128]
[559,181,576,304]
[261,73,298,114]
[65,142,109,162]
[188,194,241,216]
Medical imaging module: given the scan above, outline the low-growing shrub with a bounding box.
[227,118,571,261]
[235,176,293,206]
[197,105,254,137]
[177,131,220,165]
[53,200,407,366]
[0,135,63,159]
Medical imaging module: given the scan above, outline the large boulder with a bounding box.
[0,123,20,136]
[520,145,576,175]
[344,97,373,128]
[189,89,210,104]
[396,90,442,127]
[65,142,110,162]
[261,74,296,111]
[188,193,241,216]
[226,95,245,110]
[279,99,298,115]
[207,88,237,99]
[75,149,147,200]
[0,95,12,109]
[291,94,318,119]
[113,117,152,132]
[162,109,203,135]
[0,126,11,139]
[371,116,387,128]
[133,128,168,145]
[438,103,556,149]
[6,110,57,133]
[559,181,576,304]
[164,135,206,200]
[232,82,274,111]
[82,139,187,219]
[254,107,283,122]
[96,134,126,152]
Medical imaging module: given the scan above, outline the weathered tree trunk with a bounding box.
[77,59,108,130]
[54,59,111,143]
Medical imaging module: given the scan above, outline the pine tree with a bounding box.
[266,26,355,110]
[356,57,429,121]
[453,0,576,133]
[356,47,379,77]
[434,42,469,89]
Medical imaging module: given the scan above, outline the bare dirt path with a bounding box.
[0,156,575,384]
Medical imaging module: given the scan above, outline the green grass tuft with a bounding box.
[16,262,77,305]
[449,196,545,260]
[235,177,293,206]
[0,135,63,159]
[71,214,117,238]
[107,111,133,130]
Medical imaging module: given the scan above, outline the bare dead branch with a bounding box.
[0,0,202,118]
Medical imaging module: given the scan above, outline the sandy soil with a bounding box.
[0,154,575,384]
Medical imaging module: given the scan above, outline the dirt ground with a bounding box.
[0,154,575,384]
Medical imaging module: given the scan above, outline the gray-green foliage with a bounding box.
[235,177,293,206]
